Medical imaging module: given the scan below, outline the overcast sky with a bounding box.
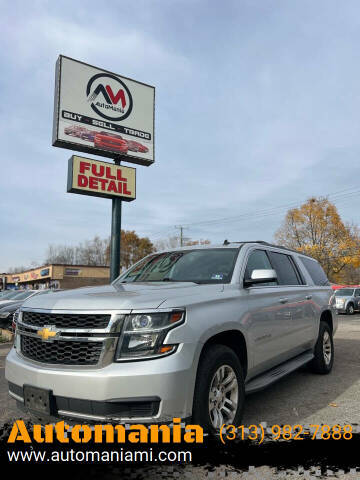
[2,0,360,271]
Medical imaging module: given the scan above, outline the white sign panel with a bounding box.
[53,56,155,166]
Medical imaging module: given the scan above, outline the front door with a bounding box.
[243,249,295,375]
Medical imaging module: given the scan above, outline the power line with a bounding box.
[180,187,360,228]
[136,186,360,241]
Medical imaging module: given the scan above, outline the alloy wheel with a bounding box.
[323,331,332,365]
[208,365,238,429]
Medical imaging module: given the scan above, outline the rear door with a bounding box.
[267,251,315,351]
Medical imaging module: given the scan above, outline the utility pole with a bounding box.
[175,225,188,247]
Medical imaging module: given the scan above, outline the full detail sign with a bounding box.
[67,155,136,201]
[53,55,155,166]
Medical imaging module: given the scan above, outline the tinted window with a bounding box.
[244,250,277,286]
[299,257,330,286]
[267,252,300,285]
[355,289,360,297]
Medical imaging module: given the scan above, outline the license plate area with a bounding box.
[23,385,52,414]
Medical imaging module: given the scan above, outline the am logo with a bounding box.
[89,84,127,108]
[86,73,133,122]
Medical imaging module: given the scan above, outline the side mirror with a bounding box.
[244,269,277,287]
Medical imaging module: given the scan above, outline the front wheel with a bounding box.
[346,303,354,315]
[309,321,334,374]
[192,345,245,432]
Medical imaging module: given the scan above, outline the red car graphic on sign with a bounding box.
[94,132,128,153]
[126,140,149,153]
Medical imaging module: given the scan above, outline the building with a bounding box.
[1,264,110,290]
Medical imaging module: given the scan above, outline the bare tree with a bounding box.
[45,236,110,266]
[154,236,211,251]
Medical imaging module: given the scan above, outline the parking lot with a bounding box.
[1,315,359,427]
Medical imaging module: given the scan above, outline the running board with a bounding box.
[245,351,314,394]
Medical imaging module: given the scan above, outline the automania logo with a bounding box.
[86,73,133,121]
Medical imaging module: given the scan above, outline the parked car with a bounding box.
[94,132,128,153]
[333,287,360,314]
[0,290,12,297]
[0,291,18,301]
[6,241,336,430]
[0,290,60,329]
[0,290,37,307]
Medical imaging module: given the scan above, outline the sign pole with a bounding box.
[110,158,122,282]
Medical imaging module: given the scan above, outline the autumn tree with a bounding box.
[274,197,360,283]
[105,230,155,270]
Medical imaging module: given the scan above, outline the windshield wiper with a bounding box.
[162,278,200,284]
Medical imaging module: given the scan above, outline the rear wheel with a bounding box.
[309,321,334,374]
[192,345,245,432]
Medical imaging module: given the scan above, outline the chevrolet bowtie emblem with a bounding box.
[37,326,58,342]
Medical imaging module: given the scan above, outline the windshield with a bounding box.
[0,291,23,300]
[335,289,354,296]
[10,291,36,301]
[115,248,239,285]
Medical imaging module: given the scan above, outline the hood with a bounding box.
[21,282,224,311]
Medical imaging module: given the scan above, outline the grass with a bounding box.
[0,329,13,343]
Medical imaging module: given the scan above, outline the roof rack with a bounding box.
[222,240,312,257]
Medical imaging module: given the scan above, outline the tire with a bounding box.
[309,321,334,374]
[346,303,354,315]
[192,344,245,432]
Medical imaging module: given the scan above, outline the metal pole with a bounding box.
[110,159,122,282]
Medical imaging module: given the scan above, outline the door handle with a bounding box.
[305,295,312,300]
[279,298,288,304]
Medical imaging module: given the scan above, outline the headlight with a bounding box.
[115,310,185,361]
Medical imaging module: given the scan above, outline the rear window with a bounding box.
[299,257,330,286]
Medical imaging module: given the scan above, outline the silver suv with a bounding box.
[6,241,337,431]
[333,287,360,314]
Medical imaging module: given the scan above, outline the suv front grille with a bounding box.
[22,312,111,329]
[20,335,103,365]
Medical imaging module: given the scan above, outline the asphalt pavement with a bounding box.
[1,315,359,426]
[1,316,359,479]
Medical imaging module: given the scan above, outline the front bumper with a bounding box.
[336,308,347,314]
[5,344,197,423]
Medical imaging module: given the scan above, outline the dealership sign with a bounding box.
[53,56,155,166]
[67,155,136,201]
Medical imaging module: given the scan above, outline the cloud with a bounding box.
[2,0,360,270]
